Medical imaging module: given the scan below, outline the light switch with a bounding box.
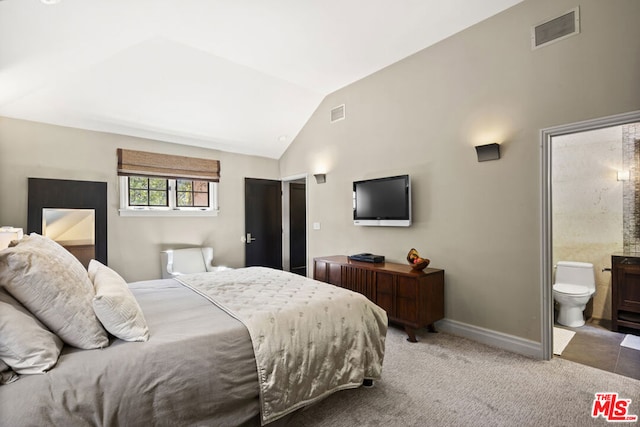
[313,222,321,230]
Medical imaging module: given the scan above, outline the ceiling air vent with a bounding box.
[330,104,345,123]
[531,7,580,50]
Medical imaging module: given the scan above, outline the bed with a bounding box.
[0,234,387,426]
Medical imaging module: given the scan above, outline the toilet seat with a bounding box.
[553,283,592,296]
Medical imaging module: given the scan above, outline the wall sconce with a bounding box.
[314,173,326,184]
[475,143,501,162]
[617,170,630,181]
[0,227,23,250]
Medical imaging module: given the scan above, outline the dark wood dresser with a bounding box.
[313,255,444,342]
[612,254,640,332]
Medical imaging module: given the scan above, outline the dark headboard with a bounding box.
[27,178,108,265]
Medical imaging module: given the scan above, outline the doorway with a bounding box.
[244,175,308,274]
[541,110,640,361]
[548,124,640,379]
[281,175,308,275]
[288,181,307,276]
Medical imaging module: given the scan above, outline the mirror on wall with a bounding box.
[28,178,108,266]
[42,208,95,267]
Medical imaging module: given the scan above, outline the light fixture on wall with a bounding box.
[0,227,23,250]
[314,173,326,184]
[617,170,630,181]
[475,143,501,162]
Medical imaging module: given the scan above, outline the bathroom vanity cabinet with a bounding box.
[313,255,445,342]
[611,254,640,332]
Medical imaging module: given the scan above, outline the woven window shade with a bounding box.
[117,149,220,182]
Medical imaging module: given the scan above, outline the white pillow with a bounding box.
[88,257,99,282]
[89,260,150,342]
[0,233,108,349]
[0,289,63,375]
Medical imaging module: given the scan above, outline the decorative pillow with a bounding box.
[89,260,150,342]
[0,233,108,349]
[0,289,63,375]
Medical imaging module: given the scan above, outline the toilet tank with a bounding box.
[555,261,596,291]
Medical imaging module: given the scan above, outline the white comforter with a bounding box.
[176,267,387,425]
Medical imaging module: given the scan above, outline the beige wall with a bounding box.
[280,0,640,342]
[552,126,624,321]
[0,117,280,282]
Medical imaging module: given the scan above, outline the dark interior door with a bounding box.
[289,182,306,276]
[244,178,282,269]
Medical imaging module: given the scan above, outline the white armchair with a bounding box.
[160,247,217,279]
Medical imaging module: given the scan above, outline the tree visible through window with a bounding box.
[128,177,168,206]
[177,179,209,207]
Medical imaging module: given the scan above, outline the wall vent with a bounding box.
[330,104,345,123]
[531,7,580,50]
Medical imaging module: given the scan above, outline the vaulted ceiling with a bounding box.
[0,0,523,158]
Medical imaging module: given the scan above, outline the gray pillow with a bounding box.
[0,233,108,349]
[89,260,150,342]
[0,289,63,375]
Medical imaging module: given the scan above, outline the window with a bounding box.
[129,177,168,207]
[176,179,209,208]
[117,149,220,217]
[119,177,218,216]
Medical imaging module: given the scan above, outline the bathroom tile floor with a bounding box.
[555,318,640,381]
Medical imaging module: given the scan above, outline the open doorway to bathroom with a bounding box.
[541,111,640,380]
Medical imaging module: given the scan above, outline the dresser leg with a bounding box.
[404,326,418,342]
[427,323,438,333]
[363,379,374,388]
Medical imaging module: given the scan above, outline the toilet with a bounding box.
[553,261,596,327]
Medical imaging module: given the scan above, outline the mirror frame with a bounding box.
[27,178,107,265]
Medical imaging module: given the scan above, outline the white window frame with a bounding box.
[118,176,219,217]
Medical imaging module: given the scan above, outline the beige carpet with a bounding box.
[285,327,640,427]
[553,326,576,355]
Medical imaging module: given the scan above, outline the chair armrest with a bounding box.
[160,250,182,279]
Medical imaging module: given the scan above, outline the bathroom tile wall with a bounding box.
[622,123,640,251]
[552,126,624,320]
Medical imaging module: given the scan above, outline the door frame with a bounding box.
[540,110,640,360]
[281,173,309,275]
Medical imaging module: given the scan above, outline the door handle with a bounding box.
[246,232,256,243]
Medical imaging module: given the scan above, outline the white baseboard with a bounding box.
[435,319,543,359]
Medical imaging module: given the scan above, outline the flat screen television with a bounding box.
[353,174,411,227]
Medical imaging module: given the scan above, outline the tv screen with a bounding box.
[353,175,411,227]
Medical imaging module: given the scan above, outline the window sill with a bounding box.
[118,208,219,217]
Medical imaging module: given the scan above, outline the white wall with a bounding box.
[279,0,640,343]
[0,117,280,281]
